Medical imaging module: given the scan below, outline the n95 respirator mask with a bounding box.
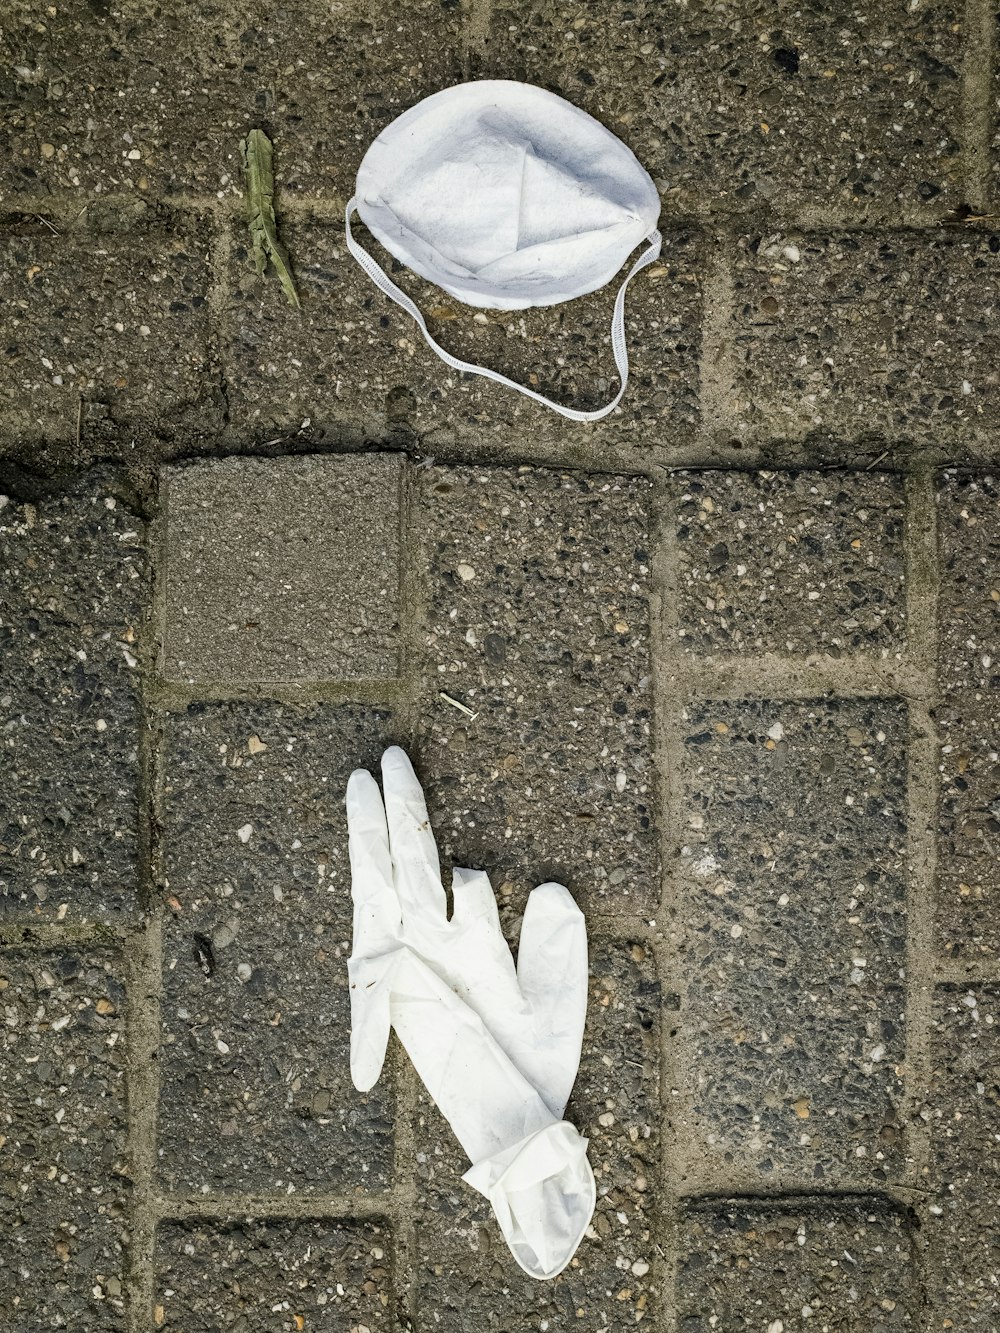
[345,80,662,422]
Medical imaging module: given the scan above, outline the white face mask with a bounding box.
[346,80,662,422]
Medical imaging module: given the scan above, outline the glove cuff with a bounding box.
[462,1119,596,1280]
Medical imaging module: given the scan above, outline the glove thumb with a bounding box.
[347,953,395,1092]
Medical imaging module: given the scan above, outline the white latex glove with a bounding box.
[346,746,595,1279]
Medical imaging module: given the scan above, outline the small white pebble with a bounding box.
[216,1039,230,1054]
[456,563,476,582]
[237,824,253,844]
[95,719,107,732]
[631,1259,650,1277]
[768,722,784,741]
[783,244,801,262]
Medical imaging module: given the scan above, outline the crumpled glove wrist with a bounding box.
[346,747,595,1279]
[463,1120,596,1280]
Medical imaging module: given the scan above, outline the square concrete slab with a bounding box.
[157,702,397,1194]
[937,471,1000,693]
[927,984,1000,1328]
[0,0,463,201]
[731,231,1000,446]
[1,230,219,451]
[482,0,962,218]
[936,695,1000,962]
[1,476,145,922]
[678,1197,919,1329]
[678,698,908,1186]
[0,952,128,1331]
[155,1219,391,1332]
[673,470,907,657]
[161,453,402,686]
[414,465,659,913]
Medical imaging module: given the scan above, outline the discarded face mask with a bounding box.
[345,80,662,422]
[346,746,595,1279]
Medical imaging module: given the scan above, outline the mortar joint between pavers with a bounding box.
[667,654,930,704]
[898,473,940,1208]
[959,0,999,213]
[647,473,688,1333]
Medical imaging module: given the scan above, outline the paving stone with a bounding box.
[937,471,1000,693]
[0,952,128,1331]
[679,698,908,1184]
[678,1197,919,1330]
[413,940,660,1330]
[0,0,463,200]
[414,465,658,914]
[155,1218,391,1332]
[1,230,219,450]
[731,231,1000,445]
[673,470,907,657]
[936,695,1000,961]
[927,984,1000,1327]
[157,702,397,1194]
[161,454,402,686]
[223,222,701,448]
[0,477,145,921]
[482,0,962,216]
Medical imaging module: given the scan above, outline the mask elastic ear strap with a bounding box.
[345,198,662,424]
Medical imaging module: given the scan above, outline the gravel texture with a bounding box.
[1,230,219,452]
[936,695,1000,962]
[161,454,402,686]
[732,231,1000,445]
[483,0,962,217]
[415,464,659,913]
[157,701,397,1194]
[413,941,660,1330]
[673,469,907,657]
[937,471,1000,693]
[927,985,1000,1328]
[0,476,145,921]
[0,952,128,1331]
[0,0,463,201]
[678,698,908,1185]
[1,0,998,1315]
[678,1197,919,1330]
[155,1218,392,1332]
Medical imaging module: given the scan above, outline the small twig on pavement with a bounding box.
[439,691,478,721]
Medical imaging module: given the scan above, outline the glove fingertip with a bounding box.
[350,1038,386,1093]
[346,766,378,806]
[527,881,582,920]
[381,745,416,779]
